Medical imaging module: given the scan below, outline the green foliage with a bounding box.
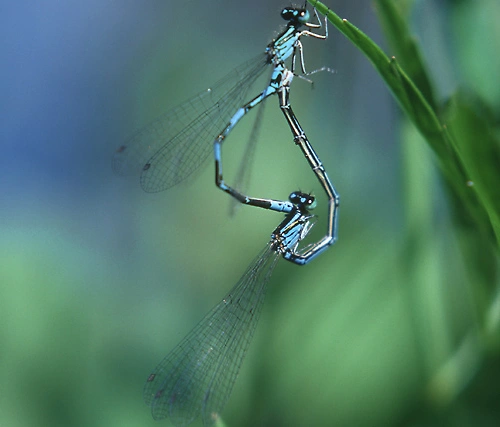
[4,2,500,426]
[309,0,500,423]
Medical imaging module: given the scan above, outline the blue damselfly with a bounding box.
[144,191,319,426]
[114,3,324,194]
[115,3,339,261]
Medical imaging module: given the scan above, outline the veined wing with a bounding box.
[113,53,269,193]
[143,244,279,426]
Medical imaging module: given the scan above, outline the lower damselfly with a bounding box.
[144,191,320,426]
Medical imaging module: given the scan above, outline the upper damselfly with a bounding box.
[113,3,327,197]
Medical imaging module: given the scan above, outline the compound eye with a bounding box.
[298,9,310,24]
[306,196,317,210]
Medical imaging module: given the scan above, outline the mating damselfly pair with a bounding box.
[115,2,339,425]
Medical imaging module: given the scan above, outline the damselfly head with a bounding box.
[281,7,310,25]
[289,191,316,211]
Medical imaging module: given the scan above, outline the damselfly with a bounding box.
[113,3,328,200]
[144,191,320,426]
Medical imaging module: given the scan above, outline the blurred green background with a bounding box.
[1,0,499,426]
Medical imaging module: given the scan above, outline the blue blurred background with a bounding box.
[2,0,498,426]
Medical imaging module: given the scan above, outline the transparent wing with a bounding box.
[143,244,280,426]
[228,96,268,216]
[113,53,269,193]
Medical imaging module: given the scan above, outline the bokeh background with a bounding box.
[1,0,499,426]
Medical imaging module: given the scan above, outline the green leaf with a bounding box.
[307,0,499,250]
[443,91,500,246]
[373,0,437,110]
